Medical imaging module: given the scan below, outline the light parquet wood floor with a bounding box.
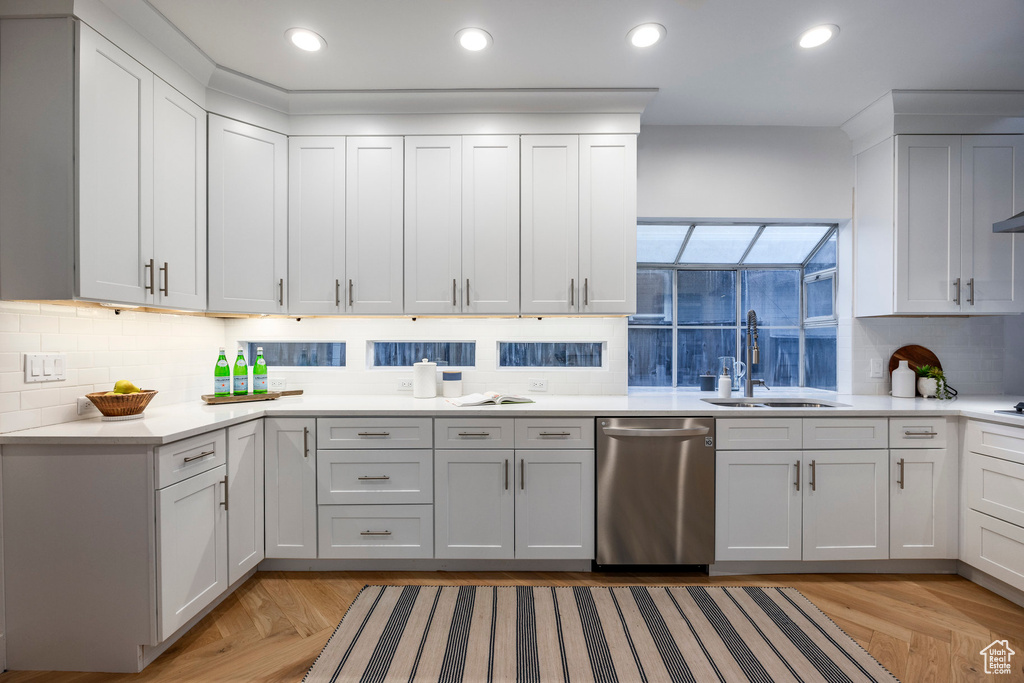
[2,571,1023,682]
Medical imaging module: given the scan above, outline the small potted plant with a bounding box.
[915,365,956,400]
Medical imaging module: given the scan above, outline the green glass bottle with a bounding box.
[214,348,230,397]
[253,347,268,394]
[232,348,248,396]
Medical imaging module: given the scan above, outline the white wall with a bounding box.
[637,125,854,221]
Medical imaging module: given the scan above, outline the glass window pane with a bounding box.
[628,329,673,386]
[637,224,689,263]
[805,276,834,319]
[743,225,830,264]
[372,341,475,367]
[741,270,800,326]
[499,342,602,368]
[677,328,736,387]
[245,341,346,367]
[629,269,672,325]
[741,329,799,387]
[678,225,759,264]
[805,327,837,390]
[805,233,837,274]
[678,270,736,325]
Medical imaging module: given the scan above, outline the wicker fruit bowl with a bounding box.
[86,390,158,417]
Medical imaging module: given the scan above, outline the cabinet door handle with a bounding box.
[570,278,575,306]
[897,458,905,490]
[183,450,215,463]
[584,277,589,306]
[520,458,525,490]
[360,530,391,536]
[303,426,309,458]
[465,278,470,306]
[144,258,155,294]
[504,458,509,490]
[452,279,457,306]
[457,432,491,437]
[953,278,961,305]
[358,475,390,481]
[794,462,800,491]
[809,460,816,492]
[904,430,938,438]
[221,475,228,510]
[278,278,284,306]
[967,277,975,306]
[160,262,169,296]
[335,279,341,307]
[357,432,390,437]
[349,279,354,307]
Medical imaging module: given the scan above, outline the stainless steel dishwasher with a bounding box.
[596,417,715,568]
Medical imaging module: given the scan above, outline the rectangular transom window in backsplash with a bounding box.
[244,341,346,367]
[371,341,476,367]
[498,342,604,368]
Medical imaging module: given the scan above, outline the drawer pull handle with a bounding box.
[903,430,938,437]
[539,432,572,437]
[794,462,800,491]
[360,530,391,536]
[357,432,391,437]
[897,458,905,490]
[810,460,816,492]
[183,450,215,463]
[358,475,391,481]
[458,432,491,437]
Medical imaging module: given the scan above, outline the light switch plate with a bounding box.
[869,358,883,378]
[24,353,66,383]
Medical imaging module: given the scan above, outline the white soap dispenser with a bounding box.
[717,364,732,398]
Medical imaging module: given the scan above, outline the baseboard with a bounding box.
[258,558,593,572]
[709,559,959,576]
[958,562,1024,609]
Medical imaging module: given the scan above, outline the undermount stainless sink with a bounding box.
[701,398,849,408]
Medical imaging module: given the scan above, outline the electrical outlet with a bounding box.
[528,378,548,392]
[398,378,414,391]
[77,397,99,416]
[269,378,286,391]
[869,358,883,378]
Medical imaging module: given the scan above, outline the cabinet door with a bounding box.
[208,115,287,313]
[803,450,889,561]
[77,24,153,305]
[961,135,1024,313]
[579,135,637,314]
[894,135,962,313]
[515,450,594,560]
[156,464,227,641]
[153,78,206,310]
[289,137,346,314]
[346,137,404,314]
[264,418,317,558]
[463,135,520,314]
[434,449,514,559]
[521,135,579,314]
[890,448,957,559]
[227,420,264,584]
[405,136,463,314]
[715,451,802,561]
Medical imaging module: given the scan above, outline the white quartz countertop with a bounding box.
[1,389,1022,446]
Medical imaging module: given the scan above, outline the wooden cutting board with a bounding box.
[888,345,942,376]
[201,390,303,405]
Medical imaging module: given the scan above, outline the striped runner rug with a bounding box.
[304,585,898,683]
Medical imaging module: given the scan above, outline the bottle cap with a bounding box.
[257,346,263,353]
[218,347,225,353]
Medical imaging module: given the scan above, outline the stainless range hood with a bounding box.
[994,210,1024,233]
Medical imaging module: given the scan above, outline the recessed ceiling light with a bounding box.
[286,27,326,52]
[799,24,839,49]
[456,27,492,51]
[627,23,666,48]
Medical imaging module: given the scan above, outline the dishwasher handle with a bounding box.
[602,426,710,438]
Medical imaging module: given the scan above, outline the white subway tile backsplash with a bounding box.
[21,388,61,410]
[0,409,41,433]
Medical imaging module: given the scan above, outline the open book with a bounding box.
[446,391,535,407]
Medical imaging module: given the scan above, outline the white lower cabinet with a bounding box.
[715,451,802,561]
[265,418,317,558]
[435,449,515,559]
[156,464,228,641]
[227,420,265,584]
[803,450,889,561]
[318,504,433,559]
[514,449,594,560]
[889,448,957,559]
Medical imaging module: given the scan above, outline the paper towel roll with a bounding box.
[413,358,437,398]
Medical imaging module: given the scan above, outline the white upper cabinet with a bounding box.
[405,136,463,314]
[152,79,207,310]
[521,135,580,314]
[289,137,346,314]
[346,137,404,314]
[579,135,637,314]
[208,115,288,314]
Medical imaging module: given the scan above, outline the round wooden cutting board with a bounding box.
[888,345,942,376]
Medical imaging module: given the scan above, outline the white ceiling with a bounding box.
[146,0,1024,126]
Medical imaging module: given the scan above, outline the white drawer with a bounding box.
[966,419,1024,466]
[516,418,594,449]
[317,504,433,559]
[155,429,226,489]
[963,509,1024,593]
[716,419,802,450]
[317,418,432,449]
[434,419,515,449]
[803,418,888,450]
[967,451,1024,528]
[317,450,432,505]
[889,416,950,449]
